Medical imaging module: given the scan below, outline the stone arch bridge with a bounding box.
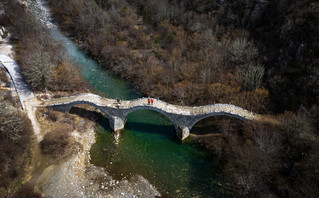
[40,93,261,140]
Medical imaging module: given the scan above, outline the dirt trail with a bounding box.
[25,98,43,141]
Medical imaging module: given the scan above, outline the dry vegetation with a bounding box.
[44,0,319,197]
[0,102,33,196]
[8,185,42,198]
[36,107,95,163]
[46,0,272,112]
[40,126,81,163]
[47,0,319,114]
[5,0,88,93]
[0,58,41,198]
[1,0,318,197]
[192,112,319,197]
[0,68,10,87]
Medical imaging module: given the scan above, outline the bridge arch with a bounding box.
[189,112,248,130]
[51,101,113,119]
[123,106,176,127]
[50,101,128,132]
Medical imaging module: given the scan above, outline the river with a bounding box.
[28,0,233,197]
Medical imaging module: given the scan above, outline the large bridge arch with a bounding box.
[122,105,176,127]
[121,106,177,138]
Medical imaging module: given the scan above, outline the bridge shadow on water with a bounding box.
[67,107,233,196]
[67,107,179,142]
[124,121,179,143]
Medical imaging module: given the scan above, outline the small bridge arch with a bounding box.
[50,100,113,119]
[189,111,249,130]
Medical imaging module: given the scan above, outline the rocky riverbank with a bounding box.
[27,104,160,198]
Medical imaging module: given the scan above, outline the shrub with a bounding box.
[227,37,258,65]
[0,102,32,195]
[23,50,54,91]
[0,68,10,86]
[0,103,31,140]
[237,63,265,91]
[40,127,81,163]
[9,185,42,198]
[11,12,43,38]
[279,112,314,145]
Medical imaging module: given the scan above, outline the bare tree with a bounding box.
[0,104,24,140]
[279,112,314,146]
[12,13,43,38]
[23,50,54,90]
[251,124,282,157]
[227,37,258,65]
[238,63,265,91]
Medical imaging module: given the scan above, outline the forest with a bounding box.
[0,0,318,197]
[46,0,318,114]
[45,0,319,197]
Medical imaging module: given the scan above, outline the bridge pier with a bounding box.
[109,116,126,132]
[176,126,190,140]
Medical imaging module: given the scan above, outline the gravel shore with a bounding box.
[31,119,161,198]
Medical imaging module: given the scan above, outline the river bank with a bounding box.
[28,107,160,197]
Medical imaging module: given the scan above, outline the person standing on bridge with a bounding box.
[151,99,154,105]
[148,97,150,105]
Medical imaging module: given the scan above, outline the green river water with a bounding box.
[29,1,233,197]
